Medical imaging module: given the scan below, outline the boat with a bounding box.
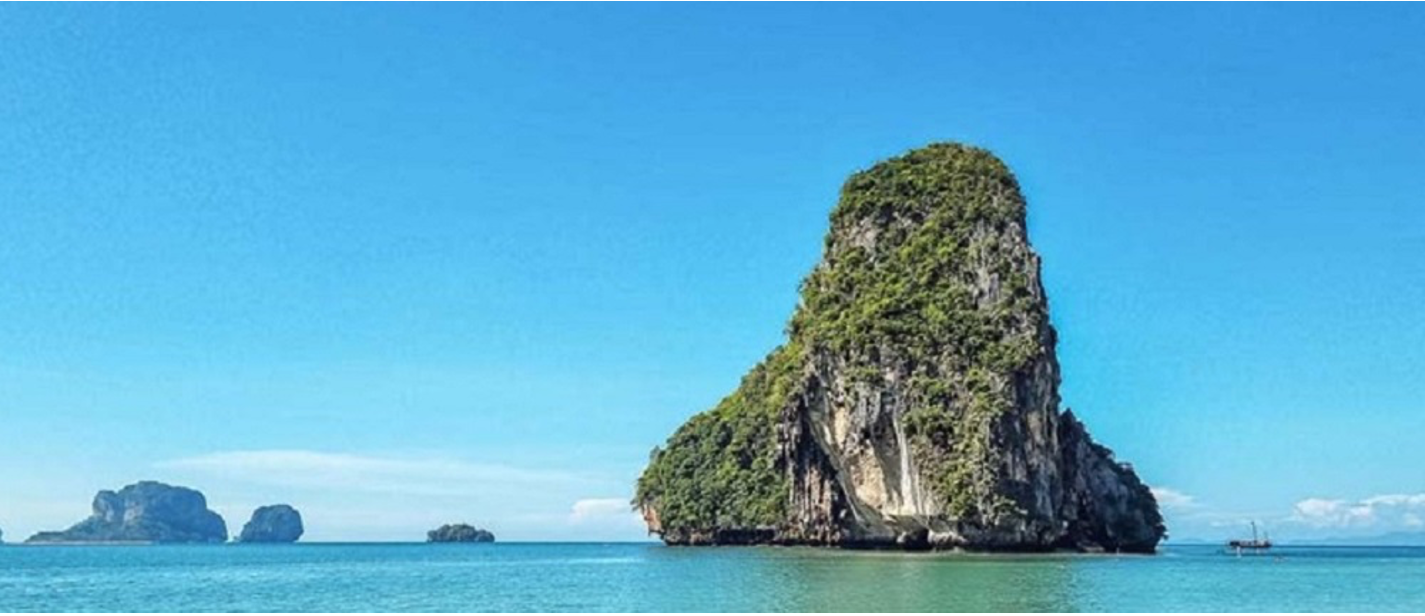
[1227,521,1272,553]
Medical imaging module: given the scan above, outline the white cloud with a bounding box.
[1293,498,1345,521]
[1150,487,1196,509]
[157,450,589,497]
[570,498,633,522]
[1291,493,1425,529]
[1362,494,1425,508]
[565,497,646,539]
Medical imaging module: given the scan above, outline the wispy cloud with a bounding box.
[157,450,590,497]
[1290,493,1425,529]
[569,498,635,523]
[1150,487,1196,509]
[565,497,646,539]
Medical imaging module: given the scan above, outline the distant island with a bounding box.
[237,504,305,543]
[427,524,495,543]
[636,143,1164,553]
[22,481,307,545]
[26,481,227,544]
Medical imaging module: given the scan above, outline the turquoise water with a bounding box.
[2,543,1423,612]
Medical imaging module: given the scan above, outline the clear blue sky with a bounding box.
[2,4,1422,542]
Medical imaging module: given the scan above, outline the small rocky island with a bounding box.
[237,504,304,543]
[427,523,495,543]
[26,481,227,544]
[636,143,1165,553]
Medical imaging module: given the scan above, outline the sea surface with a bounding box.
[2,543,1423,612]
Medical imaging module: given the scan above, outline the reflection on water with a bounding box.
[1,543,1424,611]
[716,549,1077,612]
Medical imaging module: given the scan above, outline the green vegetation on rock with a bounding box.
[635,341,802,531]
[790,143,1045,521]
[792,143,1040,368]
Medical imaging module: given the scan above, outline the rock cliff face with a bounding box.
[635,143,1164,552]
[426,524,495,543]
[238,504,304,543]
[26,481,227,544]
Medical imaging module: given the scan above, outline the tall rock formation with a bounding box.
[635,143,1164,552]
[237,504,304,543]
[26,481,227,544]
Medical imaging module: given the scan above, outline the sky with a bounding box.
[1,4,1423,544]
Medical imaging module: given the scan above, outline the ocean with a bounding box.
[1,543,1422,612]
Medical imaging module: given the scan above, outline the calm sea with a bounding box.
[1,543,1422,612]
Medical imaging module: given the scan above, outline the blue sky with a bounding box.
[2,4,1423,542]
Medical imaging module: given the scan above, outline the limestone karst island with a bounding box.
[26,481,230,544]
[23,481,306,545]
[636,143,1164,553]
[427,524,497,543]
[237,505,306,544]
